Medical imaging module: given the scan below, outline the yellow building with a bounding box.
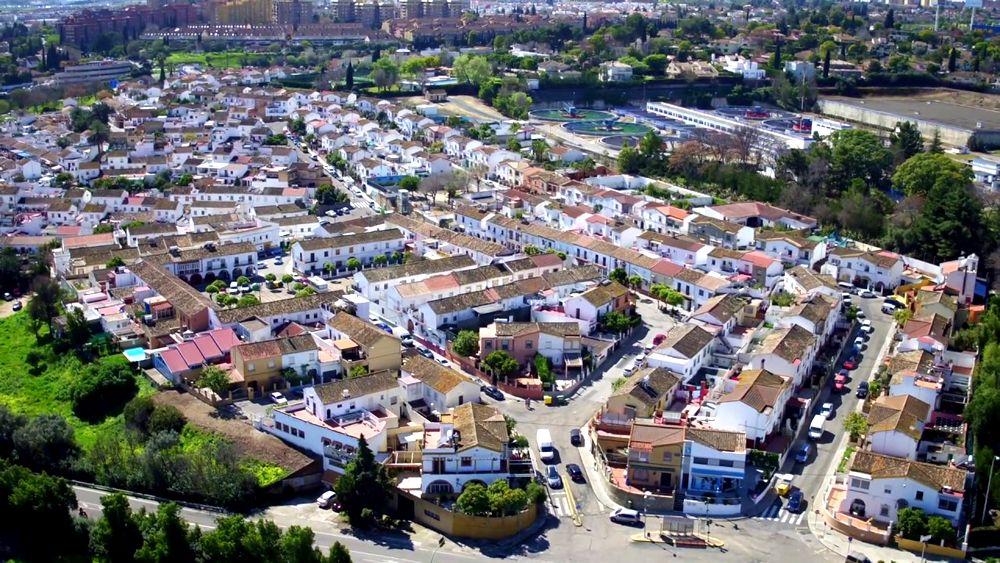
[626,421,685,493]
[327,311,402,375]
[216,0,274,25]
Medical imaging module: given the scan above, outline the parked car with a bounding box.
[317,490,337,509]
[609,508,642,526]
[787,490,804,513]
[652,333,667,346]
[566,463,584,482]
[856,381,870,399]
[859,325,874,335]
[274,257,283,265]
[11,300,21,311]
[228,281,240,295]
[2,292,11,301]
[859,289,876,298]
[569,428,583,447]
[270,391,288,405]
[795,443,812,463]
[622,361,637,376]
[881,304,897,314]
[843,359,858,370]
[855,309,867,320]
[481,385,504,401]
[820,402,834,419]
[416,347,433,359]
[834,374,847,392]
[853,336,866,349]
[842,293,853,304]
[546,465,562,488]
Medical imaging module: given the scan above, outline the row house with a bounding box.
[827,247,905,292]
[478,321,583,369]
[291,228,406,276]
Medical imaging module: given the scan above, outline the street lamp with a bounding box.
[643,491,651,537]
[983,455,1000,523]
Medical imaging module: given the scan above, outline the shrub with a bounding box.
[71,358,138,422]
[526,481,547,504]
[148,405,186,435]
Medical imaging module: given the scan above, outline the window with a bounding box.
[390,396,398,405]
[268,360,275,369]
[850,478,870,490]
[719,459,734,467]
[915,491,924,501]
[884,487,892,495]
[880,504,890,517]
[938,497,958,512]
[693,457,709,465]
[460,457,472,467]
[248,363,256,372]
[525,341,533,349]
[662,452,673,463]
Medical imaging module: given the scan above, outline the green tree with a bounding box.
[91,493,144,563]
[626,274,643,290]
[399,175,420,191]
[106,255,126,269]
[13,414,80,472]
[928,129,944,154]
[196,365,231,397]
[843,411,869,440]
[371,57,400,91]
[346,257,362,271]
[456,482,492,515]
[452,54,492,86]
[890,121,924,163]
[638,130,664,158]
[147,405,185,436]
[531,139,549,162]
[26,278,61,335]
[328,541,353,563]
[71,357,138,422]
[236,275,251,286]
[828,129,892,192]
[0,461,84,560]
[63,306,92,348]
[617,143,642,174]
[483,350,520,381]
[237,295,260,308]
[927,515,955,543]
[348,365,369,379]
[333,435,391,527]
[345,61,354,90]
[487,480,528,516]
[600,311,635,333]
[452,330,479,357]
[895,507,928,540]
[134,503,196,563]
[506,138,521,152]
[892,153,971,197]
[609,267,628,285]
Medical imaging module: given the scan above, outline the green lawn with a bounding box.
[165,51,250,70]
[0,312,154,450]
[837,446,856,473]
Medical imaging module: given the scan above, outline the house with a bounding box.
[600,61,633,82]
[625,421,685,493]
[478,322,582,369]
[713,369,792,445]
[601,368,681,424]
[646,324,714,382]
[268,372,402,474]
[400,354,481,411]
[690,294,748,336]
[777,294,839,344]
[755,230,826,269]
[827,248,904,293]
[867,394,931,461]
[563,281,631,330]
[326,311,402,374]
[898,312,952,354]
[746,324,817,388]
[153,328,240,384]
[688,216,754,250]
[842,450,967,527]
[700,202,817,231]
[683,428,748,506]
[292,228,406,276]
[783,266,840,300]
[229,334,319,398]
[418,403,515,495]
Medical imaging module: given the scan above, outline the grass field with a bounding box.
[165,51,251,70]
[0,312,155,450]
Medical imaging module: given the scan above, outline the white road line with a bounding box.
[779,510,791,523]
[793,512,806,526]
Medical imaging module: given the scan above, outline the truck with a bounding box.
[808,413,826,440]
[536,429,555,463]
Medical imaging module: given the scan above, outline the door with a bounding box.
[659,472,672,488]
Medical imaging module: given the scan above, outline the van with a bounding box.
[536,429,555,463]
[609,508,642,525]
[844,552,872,563]
[838,281,855,292]
[808,413,825,440]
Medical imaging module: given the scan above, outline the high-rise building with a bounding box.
[333,0,355,22]
[273,0,313,28]
[398,0,422,19]
[215,0,274,25]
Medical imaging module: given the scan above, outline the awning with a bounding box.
[472,303,503,315]
[688,466,745,479]
[566,357,584,367]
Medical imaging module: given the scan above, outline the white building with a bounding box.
[600,61,633,82]
[418,403,515,495]
[866,394,931,461]
[291,228,406,276]
[712,368,792,444]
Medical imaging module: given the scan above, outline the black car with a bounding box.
[480,385,504,401]
[856,381,870,399]
[566,463,584,482]
[569,428,583,447]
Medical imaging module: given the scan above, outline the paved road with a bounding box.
[783,296,894,517]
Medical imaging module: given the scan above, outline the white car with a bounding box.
[623,361,637,376]
[820,402,834,419]
[859,325,875,335]
[317,490,337,509]
[270,391,288,405]
[859,289,876,298]
[855,309,866,319]
[228,281,240,295]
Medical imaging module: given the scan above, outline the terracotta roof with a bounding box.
[403,355,474,394]
[658,324,713,359]
[692,294,747,324]
[867,394,931,441]
[451,402,508,453]
[327,311,398,348]
[360,254,476,283]
[491,322,580,338]
[850,450,966,493]
[686,428,746,452]
[888,350,935,375]
[785,265,838,291]
[312,371,399,404]
[613,367,680,408]
[629,420,686,448]
[578,281,629,307]
[235,339,281,361]
[720,369,789,413]
[756,324,816,364]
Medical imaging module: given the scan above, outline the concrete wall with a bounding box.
[411,495,539,540]
[817,99,974,147]
[895,537,966,559]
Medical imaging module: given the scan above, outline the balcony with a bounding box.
[323,444,356,468]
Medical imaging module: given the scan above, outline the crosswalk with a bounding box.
[753,502,807,526]
[550,493,572,517]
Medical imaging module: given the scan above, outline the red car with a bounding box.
[653,333,667,346]
[843,359,857,370]
[834,374,847,392]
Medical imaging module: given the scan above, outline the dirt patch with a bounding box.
[154,389,314,473]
